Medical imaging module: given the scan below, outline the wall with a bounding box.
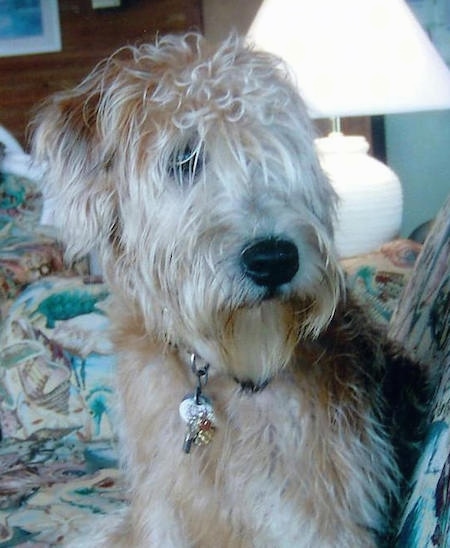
[0,0,202,147]
[203,0,262,43]
[386,110,450,236]
[387,0,450,236]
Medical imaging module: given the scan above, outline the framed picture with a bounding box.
[0,0,61,57]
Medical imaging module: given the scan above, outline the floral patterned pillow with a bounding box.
[342,238,421,330]
[0,173,87,304]
[0,276,116,443]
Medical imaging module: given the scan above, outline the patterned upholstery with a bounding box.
[390,194,450,547]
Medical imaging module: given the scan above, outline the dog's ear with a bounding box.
[31,68,119,261]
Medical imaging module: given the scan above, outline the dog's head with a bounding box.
[33,33,343,379]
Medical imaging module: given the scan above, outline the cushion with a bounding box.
[0,438,122,546]
[0,173,88,305]
[342,238,421,330]
[0,275,122,546]
[0,276,115,443]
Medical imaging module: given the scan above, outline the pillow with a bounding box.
[342,238,421,330]
[0,173,88,304]
[0,276,116,443]
[0,171,42,227]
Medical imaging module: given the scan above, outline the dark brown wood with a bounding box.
[0,0,203,147]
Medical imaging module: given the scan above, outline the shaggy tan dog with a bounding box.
[32,33,426,547]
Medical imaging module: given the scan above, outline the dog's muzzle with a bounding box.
[241,237,299,289]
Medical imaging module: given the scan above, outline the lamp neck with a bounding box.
[331,117,342,134]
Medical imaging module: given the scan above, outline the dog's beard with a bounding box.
[107,235,342,384]
[218,300,303,384]
[209,250,342,383]
[145,288,338,384]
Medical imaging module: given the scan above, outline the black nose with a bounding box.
[241,238,299,288]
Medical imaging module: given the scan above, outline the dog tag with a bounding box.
[179,394,216,453]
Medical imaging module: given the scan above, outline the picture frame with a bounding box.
[0,0,62,58]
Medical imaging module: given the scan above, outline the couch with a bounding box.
[0,139,448,546]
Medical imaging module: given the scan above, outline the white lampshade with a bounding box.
[247,0,450,258]
[248,0,450,118]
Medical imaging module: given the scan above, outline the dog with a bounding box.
[32,33,428,547]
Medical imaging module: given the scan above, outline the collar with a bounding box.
[233,376,271,393]
[175,345,271,394]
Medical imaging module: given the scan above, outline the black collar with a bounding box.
[233,377,271,393]
[175,344,271,395]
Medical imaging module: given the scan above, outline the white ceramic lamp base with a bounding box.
[315,133,403,259]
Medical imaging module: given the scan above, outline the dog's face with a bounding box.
[33,34,342,381]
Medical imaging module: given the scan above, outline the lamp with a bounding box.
[248,0,450,257]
